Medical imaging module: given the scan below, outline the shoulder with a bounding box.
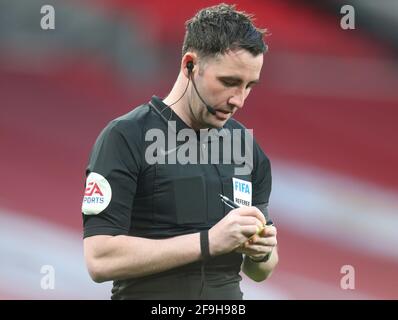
[105,103,151,134]
[95,102,159,143]
[89,103,156,160]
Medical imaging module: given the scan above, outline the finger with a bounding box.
[247,234,260,244]
[247,237,277,247]
[247,228,266,243]
[242,244,274,255]
[236,216,264,228]
[260,226,277,237]
[240,225,260,237]
[236,207,266,224]
[247,224,269,242]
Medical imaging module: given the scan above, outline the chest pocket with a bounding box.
[154,163,207,226]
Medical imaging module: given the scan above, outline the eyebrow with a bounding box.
[217,76,260,86]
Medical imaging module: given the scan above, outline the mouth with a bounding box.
[214,109,232,120]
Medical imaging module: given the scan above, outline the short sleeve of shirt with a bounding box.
[252,139,272,221]
[82,120,142,238]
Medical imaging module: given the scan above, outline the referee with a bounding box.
[82,4,278,300]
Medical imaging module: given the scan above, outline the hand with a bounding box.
[208,206,266,256]
[235,225,277,261]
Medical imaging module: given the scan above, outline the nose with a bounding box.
[228,89,246,109]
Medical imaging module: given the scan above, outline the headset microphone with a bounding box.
[186,61,217,115]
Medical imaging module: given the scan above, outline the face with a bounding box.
[188,49,263,129]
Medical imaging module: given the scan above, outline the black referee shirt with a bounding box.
[82,96,272,299]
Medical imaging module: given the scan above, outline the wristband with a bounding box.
[200,230,211,261]
[248,251,272,263]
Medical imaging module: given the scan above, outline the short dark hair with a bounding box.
[182,3,267,59]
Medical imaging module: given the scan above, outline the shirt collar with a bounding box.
[149,95,228,139]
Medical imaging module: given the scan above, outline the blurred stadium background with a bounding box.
[1,0,397,299]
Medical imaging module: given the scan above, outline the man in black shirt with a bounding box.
[82,3,278,300]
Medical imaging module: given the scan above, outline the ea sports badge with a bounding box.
[82,172,112,215]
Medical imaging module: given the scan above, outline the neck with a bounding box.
[163,72,197,129]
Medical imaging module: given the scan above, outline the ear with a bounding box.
[181,52,197,78]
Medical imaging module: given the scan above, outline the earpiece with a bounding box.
[185,60,217,116]
[186,61,194,73]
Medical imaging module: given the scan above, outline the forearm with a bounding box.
[242,247,278,282]
[84,233,201,282]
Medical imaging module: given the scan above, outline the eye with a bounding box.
[221,79,237,87]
